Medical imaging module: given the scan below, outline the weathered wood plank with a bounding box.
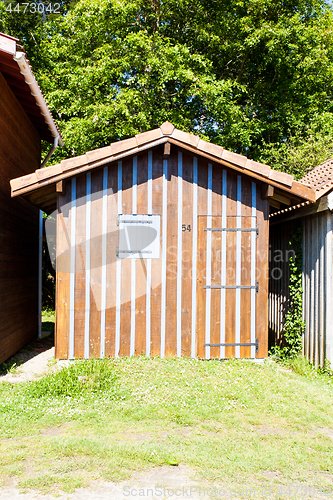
[150,147,163,356]
[180,151,193,357]
[165,149,178,357]
[196,216,207,359]
[210,166,223,359]
[55,185,71,358]
[225,170,237,358]
[105,163,118,358]
[240,177,252,358]
[134,152,147,355]
[256,188,269,358]
[89,169,103,357]
[196,158,208,358]
[74,174,86,358]
[119,157,132,357]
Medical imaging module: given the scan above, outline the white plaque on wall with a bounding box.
[117,214,160,259]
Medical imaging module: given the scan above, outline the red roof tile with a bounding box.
[299,158,333,200]
[10,123,315,203]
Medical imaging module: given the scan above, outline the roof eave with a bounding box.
[0,32,63,145]
[11,129,316,208]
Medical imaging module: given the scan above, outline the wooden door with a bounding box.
[197,215,258,359]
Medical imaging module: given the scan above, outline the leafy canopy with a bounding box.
[1,0,333,175]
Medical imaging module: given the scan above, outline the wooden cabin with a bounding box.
[0,33,62,364]
[10,123,315,360]
[270,160,333,368]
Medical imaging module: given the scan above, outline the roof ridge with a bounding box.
[10,123,312,200]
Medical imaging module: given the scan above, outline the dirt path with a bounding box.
[2,469,332,500]
[0,465,215,500]
[0,334,69,383]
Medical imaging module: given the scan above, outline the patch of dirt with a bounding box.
[159,427,193,438]
[156,425,226,444]
[156,426,195,444]
[256,425,286,436]
[41,423,70,437]
[200,427,227,437]
[261,470,281,479]
[23,458,36,479]
[120,431,152,442]
[0,465,210,500]
[1,467,333,500]
[314,427,333,440]
[318,472,333,483]
[0,334,69,384]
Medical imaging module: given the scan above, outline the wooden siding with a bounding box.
[55,145,269,359]
[269,214,333,368]
[303,211,333,368]
[0,71,40,364]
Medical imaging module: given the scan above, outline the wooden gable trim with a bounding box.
[167,139,315,202]
[11,125,316,205]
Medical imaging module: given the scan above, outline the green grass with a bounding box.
[42,308,55,332]
[42,308,55,323]
[0,357,333,496]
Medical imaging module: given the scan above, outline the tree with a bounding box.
[0,1,75,69]
[2,0,333,171]
[260,114,333,178]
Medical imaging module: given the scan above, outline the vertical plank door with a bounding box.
[197,215,258,358]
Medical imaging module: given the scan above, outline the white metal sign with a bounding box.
[117,214,160,259]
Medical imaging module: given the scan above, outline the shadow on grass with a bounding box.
[0,330,55,376]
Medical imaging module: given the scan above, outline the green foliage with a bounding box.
[272,226,305,359]
[259,115,333,179]
[318,358,333,377]
[25,359,119,397]
[280,355,333,382]
[2,0,333,170]
[0,0,75,69]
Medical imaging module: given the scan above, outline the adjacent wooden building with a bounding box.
[0,32,62,363]
[11,123,314,360]
[270,160,333,368]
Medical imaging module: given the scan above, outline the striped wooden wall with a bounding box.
[303,211,333,368]
[55,145,269,359]
[269,212,333,369]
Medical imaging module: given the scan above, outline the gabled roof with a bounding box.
[10,122,315,212]
[0,32,62,144]
[299,157,333,200]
